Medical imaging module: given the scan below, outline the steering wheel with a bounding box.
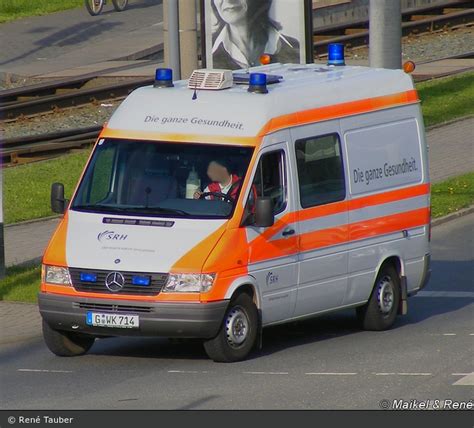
[199,191,234,203]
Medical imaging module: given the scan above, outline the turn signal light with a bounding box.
[260,54,271,65]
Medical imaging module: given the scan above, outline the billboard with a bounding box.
[201,0,313,69]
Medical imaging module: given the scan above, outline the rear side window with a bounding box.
[295,134,345,208]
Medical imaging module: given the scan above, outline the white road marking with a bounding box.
[305,372,358,376]
[443,333,457,336]
[17,369,73,373]
[167,370,209,374]
[451,373,472,376]
[469,334,474,336]
[373,372,431,376]
[452,373,474,386]
[397,373,432,376]
[415,291,474,298]
[243,371,289,375]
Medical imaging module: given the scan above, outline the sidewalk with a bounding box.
[4,218,59,267]
[0,1,163,78]
[0,301,42,345]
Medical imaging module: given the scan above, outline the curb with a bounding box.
[431,205,474,228]
[5,215,60,229]
[426,115,474,132]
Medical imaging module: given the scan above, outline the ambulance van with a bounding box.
[39,47,431,362]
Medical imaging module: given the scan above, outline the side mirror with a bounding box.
[254,197,274,227]
[51,182,68,214]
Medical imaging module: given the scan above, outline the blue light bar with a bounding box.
[154,68,174,88]
[80,272,97,283]
[248,73,268,94]
[327,43,345,66]
[132,275,151,286]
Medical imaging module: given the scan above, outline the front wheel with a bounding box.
[204,293,258,362]
[356,264,401,331]
[112,0,128,11]
[42,321,95,356]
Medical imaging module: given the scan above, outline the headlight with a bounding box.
[44,265,71,286]
[163,273,216,293]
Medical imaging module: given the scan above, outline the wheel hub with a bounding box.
[377,276,395,315]
[225,306,249,348]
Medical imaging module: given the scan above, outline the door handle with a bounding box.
[282,228,295,237]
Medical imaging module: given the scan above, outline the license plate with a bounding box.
[86,312,139,329]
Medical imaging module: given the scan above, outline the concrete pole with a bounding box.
[0,167,5,279]
[369,0,402,69]
[163,0,181,80]
[178,0,198,79]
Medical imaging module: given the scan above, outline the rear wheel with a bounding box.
[356,264,400,331]
[85,0,104,16]
[204,293,258,362]
[112,0,128,11]
[42,321,95,356]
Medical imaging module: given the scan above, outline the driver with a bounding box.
[193,159,241,200]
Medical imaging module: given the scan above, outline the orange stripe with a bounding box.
[349,183,429,210]
[349,207,430,241]
[101,128,260,146]
[299,225,349,253]
[258,90,419,136]
[285,183,429,232]
[41,285,202,302]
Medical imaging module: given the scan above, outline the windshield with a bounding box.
[71,139,254,219]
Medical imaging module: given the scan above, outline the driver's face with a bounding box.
[207,161,227,183]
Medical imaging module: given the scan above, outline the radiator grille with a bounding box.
[69,268,168,296]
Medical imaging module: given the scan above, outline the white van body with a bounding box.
[39,63,431,362]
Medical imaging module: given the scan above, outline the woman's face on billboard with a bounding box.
[213,0,248,25]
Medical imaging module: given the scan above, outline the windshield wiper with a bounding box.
[138,206,191,216]
[72,204,190,216]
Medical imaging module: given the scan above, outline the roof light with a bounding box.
[327,43,345,66]
[154,68,174,88]
[248,73,268,94]
[403,60,416,74]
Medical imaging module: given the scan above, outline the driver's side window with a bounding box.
[246,150,287,215]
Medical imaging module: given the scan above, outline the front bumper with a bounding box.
[38,293,228,339]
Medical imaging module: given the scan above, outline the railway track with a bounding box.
[313,0,474,57]
[0,1,472,122]
[2,50,473,168]
[1,126,101,167]
[1,1,473,167]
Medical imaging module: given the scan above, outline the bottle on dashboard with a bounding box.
[185,166,201,199]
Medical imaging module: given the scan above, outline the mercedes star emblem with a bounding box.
[105,271,125,292]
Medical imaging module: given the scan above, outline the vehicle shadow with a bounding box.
[0,20,121,66]
[90,258,473,360]
[99,0,162,14]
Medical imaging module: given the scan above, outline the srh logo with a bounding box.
[266,271,279,286]
[97,230,128,243]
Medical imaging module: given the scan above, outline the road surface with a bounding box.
[0,214,473,410]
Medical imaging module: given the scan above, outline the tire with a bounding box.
[204,293,258,362]
[85,0,104,16]
[42,320,95,357]
[356,264,401,331]
[112,0,128,12]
